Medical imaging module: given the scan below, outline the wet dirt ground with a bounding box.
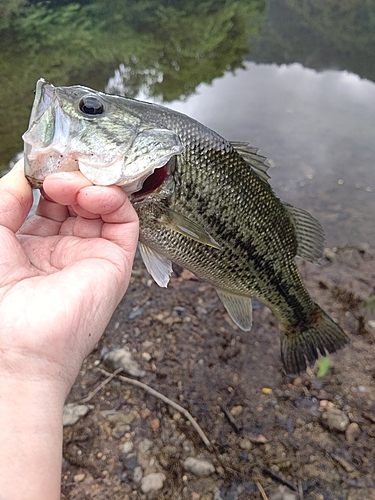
[61,245,375,500]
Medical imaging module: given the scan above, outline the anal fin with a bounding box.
[216,289,253,331]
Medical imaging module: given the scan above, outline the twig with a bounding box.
[79,368,123,403]
[98,368,212,450]
[296,451,304,500]
[262,468,297,492]
[221,405,242,433]
[255,480,269,500]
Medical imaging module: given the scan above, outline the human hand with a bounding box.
[0,159,139,397]
[0,159,139,500]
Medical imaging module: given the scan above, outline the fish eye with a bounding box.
[78,95,104,116]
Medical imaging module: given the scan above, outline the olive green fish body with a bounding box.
[22,79,349,373]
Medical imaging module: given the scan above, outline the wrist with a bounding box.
[0,377,65,500]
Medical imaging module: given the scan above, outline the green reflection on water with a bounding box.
[0,0,265,169]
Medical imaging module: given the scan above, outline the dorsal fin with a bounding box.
[231,141,270,184]
[283,203,325,263]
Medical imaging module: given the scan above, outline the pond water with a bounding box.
[1,0,374,248]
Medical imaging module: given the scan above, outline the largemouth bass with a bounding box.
[23,78,349,374]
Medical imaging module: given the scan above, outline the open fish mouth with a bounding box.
[22,78,184,193]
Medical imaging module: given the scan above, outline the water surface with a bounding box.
[1,0,374,248]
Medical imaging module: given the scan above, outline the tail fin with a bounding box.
[280,306,349,374]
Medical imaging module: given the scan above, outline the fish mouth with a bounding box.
[131,162,169,199]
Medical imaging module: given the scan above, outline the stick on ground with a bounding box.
[98,368,212,450]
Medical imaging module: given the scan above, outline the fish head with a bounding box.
[22,78,184,192]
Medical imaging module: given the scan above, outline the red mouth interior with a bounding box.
[132,164,167,198]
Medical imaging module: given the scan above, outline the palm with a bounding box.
[0,165,138,392]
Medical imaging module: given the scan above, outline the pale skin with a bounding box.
[0,159,139,500]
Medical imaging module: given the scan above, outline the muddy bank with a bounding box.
[61,246,375,500]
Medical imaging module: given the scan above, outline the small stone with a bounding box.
[112,425,127,439]
[150,418,160,432]
[63,403,92,427]
[102,347,145,377]
[183,457,215,477]
[141,352,152,361]
[239,438,252,450]
[293,377,303,386]
[73,473,86,483]
[141,472,166,493]
[321,407,349,432]
[138,438,154,453]
[121,441,134,454]
[230,405,243,416]
[141,408,151,419]
[269,486,297,500]
[216,466,225,476]
[345,422,361,444]
[133,466,143,483]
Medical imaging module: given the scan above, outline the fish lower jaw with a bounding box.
[25,175,44,189]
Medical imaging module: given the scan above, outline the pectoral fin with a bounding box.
[160,205,221,249]
[139,242,173,287]
[216,289,253,331]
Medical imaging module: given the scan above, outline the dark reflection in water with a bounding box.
[0,0,374,246]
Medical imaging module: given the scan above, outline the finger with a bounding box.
[77,185,138,224]
[102,220,139,255]
[36,196,70,222]
[76,185,131,216]
[59,216,104,238]
[18,196,69,237]
[0,159,33,232]
[70,204,101,220]
[42,171,93,206]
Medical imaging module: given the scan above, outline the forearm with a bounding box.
[0,378,65,500]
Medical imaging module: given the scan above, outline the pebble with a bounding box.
[230,405,243,416]
[321,407,349,432]
[133,466,143,483]
[345,422,361,444]
[150,418,160,432]
[270,486,298,500]
[141,472,166,493]
[63,403,92,427]
[112,424,127,439]
[73,473,86,483]
[102,347,145,378]
[141,408,151,419]
[239,438,252,450]
[183,457,215,477]
[138,438,154,453]
[121,441,134,454]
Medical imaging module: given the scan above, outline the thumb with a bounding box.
[0,159,33,233]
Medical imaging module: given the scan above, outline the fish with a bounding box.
[23,78,349,374]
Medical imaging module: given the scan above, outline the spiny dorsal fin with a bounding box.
[231,141,270,184]
[284,203,325,263]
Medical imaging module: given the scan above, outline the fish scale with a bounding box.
[23,79,350,374]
